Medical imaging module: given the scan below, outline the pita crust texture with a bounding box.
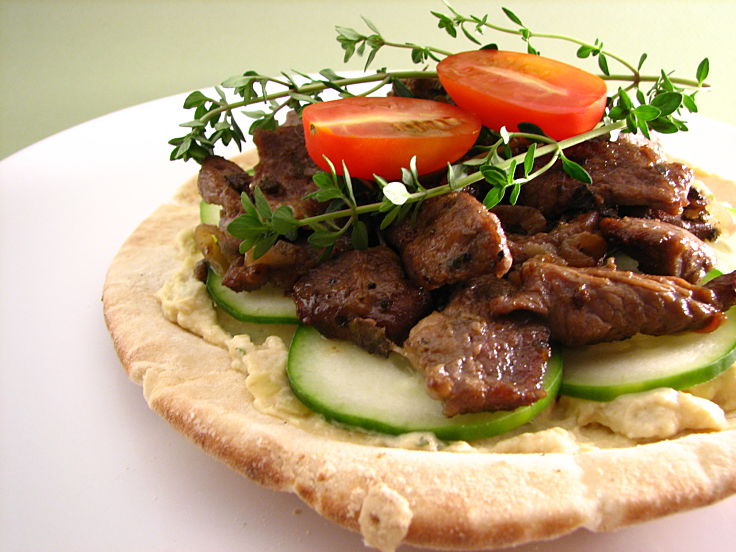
[103,159,736,551]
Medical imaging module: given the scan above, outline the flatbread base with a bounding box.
[102,158,736,551]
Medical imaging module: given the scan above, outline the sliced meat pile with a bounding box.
[194,100,735,417]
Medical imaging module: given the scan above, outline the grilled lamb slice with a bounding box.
[292,246,431,355]
[221,258,269,292]
[222,236,350,292]
[404,312,550,416]
[489,260,727,346]
[251,124,324,219]
[646,214,718,242]
[403,275,549,416]
[705,271,736,312]
[580,137,692,215]
[197,155,250,224]
[507,211,607,268]
[516,163,595,218]
[491,204,548,235]
[600,216,716,283]
[518,136,692,217]
[627,186,718,241]
[387,192,512,289]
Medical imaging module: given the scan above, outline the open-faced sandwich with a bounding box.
[103,4,736,551]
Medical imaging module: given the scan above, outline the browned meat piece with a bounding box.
[489,260,726,346]
[518,136,692,217]
[516,163,594,218]
[638,212,718,242]
[292,246,432,354]
[251,124,324,219]
[600,216,716,283]
[197,155,249,224]
[448,272,517,309]
[404,312,550,416]
[507,212,607,268]
[387,192,512,289]
[222,237,350,292]
[221,256,269,292]
[678,186,716,239]
[403,275,549,416]
[491,204,548,235]
[583,140,692,215]
[683,186,712,221]
[193,223,296,293]
[628,187,719,241]
[705,271,736,312]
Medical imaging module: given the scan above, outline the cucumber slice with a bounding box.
[206,269,298,324]
[561,307,736,401]
[199,201,222,225]
[287,325,562,441]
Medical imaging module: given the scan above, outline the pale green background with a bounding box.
[2,0,735,160]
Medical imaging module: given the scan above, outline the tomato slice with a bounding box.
[301,97,481,179]
[437,50,607,140]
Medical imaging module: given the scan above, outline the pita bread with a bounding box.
[102,149,736,551]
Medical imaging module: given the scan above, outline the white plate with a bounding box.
[1,95,734,551]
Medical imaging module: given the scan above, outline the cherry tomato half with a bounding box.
[437,50,608,140]
[302,97,481,180]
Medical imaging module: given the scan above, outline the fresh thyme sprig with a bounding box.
[169,69,435,162]
[337,1,708,137]
[172,2,708,163]
[173,2,711,257]
[428,1,708,89]
[336,18,452,68]
[427,1,709,136]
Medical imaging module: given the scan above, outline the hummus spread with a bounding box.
[157,221,736,455]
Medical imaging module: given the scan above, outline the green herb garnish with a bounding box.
[170,1,710,258]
